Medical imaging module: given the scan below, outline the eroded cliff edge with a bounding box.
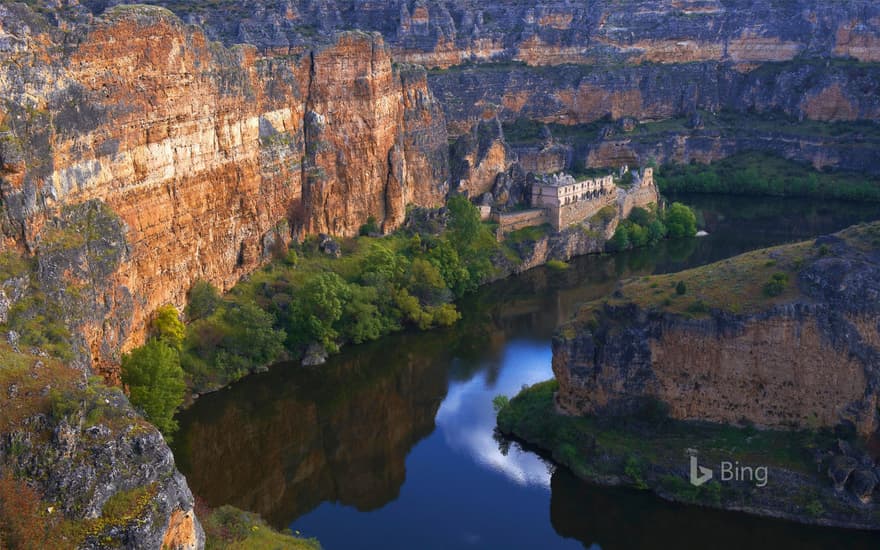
[507,222,880,528]
[0,346,203,548]
[553,223,880,436]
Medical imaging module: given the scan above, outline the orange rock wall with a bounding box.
[0,8,448,369]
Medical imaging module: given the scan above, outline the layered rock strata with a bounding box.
[0,5,448,368]
[553,224,880,437]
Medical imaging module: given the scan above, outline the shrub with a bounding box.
[545,259,569,271]
[446,195,482,253]
[430,303,461,327]
[151,305,185,350]
[763,272,789,297]
[624,456,648,489]
[676,281,687,295]
[359,215,380,236]
[492,395,510,414]
[185,280,221,321]
[0,473,61,549]
[121,339,186,437]
[608,225,630,251]
[664,202,697,238]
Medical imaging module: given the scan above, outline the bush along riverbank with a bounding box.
[496,380,880,530]
[657,152,880,202]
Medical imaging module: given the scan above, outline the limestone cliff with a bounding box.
[553,223,880,437]
[0,346,203,549]
[0,4,448,371]
[89,1,880,133]
[103,0,880,69]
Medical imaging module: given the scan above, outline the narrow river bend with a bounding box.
[173,195,880,549]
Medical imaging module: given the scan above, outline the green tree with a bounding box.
[289,272,350,350]
[341,285,384,344]
[186,280,221,321]
[676,281,687,295]
[428,238,472,297]
[122,339,186,437]
[647,219,667,244]
[360,243,403,284]
[406,258,449,305]
[608,225,630,251]
[664,202,697,238]
[152,305,185,351]
[629,223,649,247]
[430,303,461,326]
[219,301,286,367]
[446,195,482,253]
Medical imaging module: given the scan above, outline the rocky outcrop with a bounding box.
[553,224,880,437]
[0,5,448,370]
[0,348,203,549]
[450,118,514,198]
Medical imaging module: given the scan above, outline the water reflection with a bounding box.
[436,342,554,488]
[174,194,880,548]
[549,468,880,550]
[173,334,453,526]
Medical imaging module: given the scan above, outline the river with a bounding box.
[173,194,880,549]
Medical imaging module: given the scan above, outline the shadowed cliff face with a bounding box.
[553,223,880,437]
[0,5,448,370]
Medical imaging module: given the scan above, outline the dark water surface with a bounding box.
[174,195,880,549]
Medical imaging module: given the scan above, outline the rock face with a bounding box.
[0,5,448,368]
[0,349,203,549]
[450,118,515,198]
[87,0,880,175]
[109,1,880,69]
[553,225,880,437]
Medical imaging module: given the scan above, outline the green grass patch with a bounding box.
[545,259,570,271]
[505,223,552,244]
[578,237,816,319]
[203,505,319,550]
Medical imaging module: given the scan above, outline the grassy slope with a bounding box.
[202,505,320,550]
[577,220,880,320]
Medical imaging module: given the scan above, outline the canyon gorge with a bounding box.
[1,0,880,547]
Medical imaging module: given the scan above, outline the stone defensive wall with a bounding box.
[494,209,550,233]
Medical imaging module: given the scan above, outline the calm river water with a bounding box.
[173,195,880,549]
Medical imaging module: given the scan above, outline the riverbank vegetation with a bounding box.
[127,197,499,413]
[606,202,697,252]
[200,503,320,550]
[124,196,705,439]
[495,380,856,519]
[657,153,880,201]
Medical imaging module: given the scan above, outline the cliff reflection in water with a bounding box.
[173,334,453,527]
